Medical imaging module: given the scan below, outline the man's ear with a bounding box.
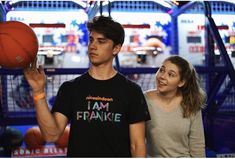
[113,44,122,56]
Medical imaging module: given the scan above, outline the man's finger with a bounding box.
[32,57,37,69]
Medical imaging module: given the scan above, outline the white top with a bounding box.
[144,93,205,157]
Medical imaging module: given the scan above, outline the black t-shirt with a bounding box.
[51,72,150,157]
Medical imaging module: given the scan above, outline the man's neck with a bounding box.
[88,66,117,80]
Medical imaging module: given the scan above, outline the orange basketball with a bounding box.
[0,21,38,69]
[55,126,70,148]
[24,126,46,149]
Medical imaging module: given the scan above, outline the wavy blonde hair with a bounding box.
[165,56,206,118]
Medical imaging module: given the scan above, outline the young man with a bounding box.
[24,16,150,157]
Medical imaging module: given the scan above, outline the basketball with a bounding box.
[0,21,38,69]
[55,126,70,148]
[0,127,23,151]
[24,126,46,149]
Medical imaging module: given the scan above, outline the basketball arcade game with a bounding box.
[0,0,235,157]
[0,0,175,124]
[171,1,235,156]
[0,0,89,157]
[0,0,176,157]
[99,0,174,91]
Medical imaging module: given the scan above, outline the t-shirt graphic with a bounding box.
[77,95,122,122]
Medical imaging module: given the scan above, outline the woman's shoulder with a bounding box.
[144,89,157,100]
[144,89,156,95]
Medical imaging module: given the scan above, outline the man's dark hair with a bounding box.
[87,16,125,46]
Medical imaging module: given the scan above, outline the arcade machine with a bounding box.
[0,1,177,156]
[97,0,175,91]
[6,2,89,68]
[0,0,90,157]
[1,0,234,157]
[174,1,235,66]
[109,1,173,67]
[1,1,24,156]
[171,1,235,157]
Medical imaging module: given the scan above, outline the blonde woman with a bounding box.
[145,55,206,157]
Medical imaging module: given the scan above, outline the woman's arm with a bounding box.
[189,110,206,157]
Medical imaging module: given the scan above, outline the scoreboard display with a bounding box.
[178,13,235,65]
[6,10,88,54]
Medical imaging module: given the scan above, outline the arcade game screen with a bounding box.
[6,10,89,68]
[107,11,172,67]
[178,13,235,65]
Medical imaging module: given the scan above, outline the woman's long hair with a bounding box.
[165,56,207,118]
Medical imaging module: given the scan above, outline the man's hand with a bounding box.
[23,58,46,94]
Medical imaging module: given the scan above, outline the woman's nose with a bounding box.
[160,72,166,79]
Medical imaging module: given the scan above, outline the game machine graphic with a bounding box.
[111,1,173,67]
[176,1,235,67]
[177,8,235,66]
[96,1,175,91]
[212,14,235,65]
[177,14,206,65]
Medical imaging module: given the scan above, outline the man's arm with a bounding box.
[34,96,68,143]
[24,60,68,143]
[129,121,146,157]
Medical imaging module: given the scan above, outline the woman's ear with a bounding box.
[178,80,185,88]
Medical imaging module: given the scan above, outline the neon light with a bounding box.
[122,24,150,29]
[30,23,66,28]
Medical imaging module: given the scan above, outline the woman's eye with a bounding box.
[168,73,175,77]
